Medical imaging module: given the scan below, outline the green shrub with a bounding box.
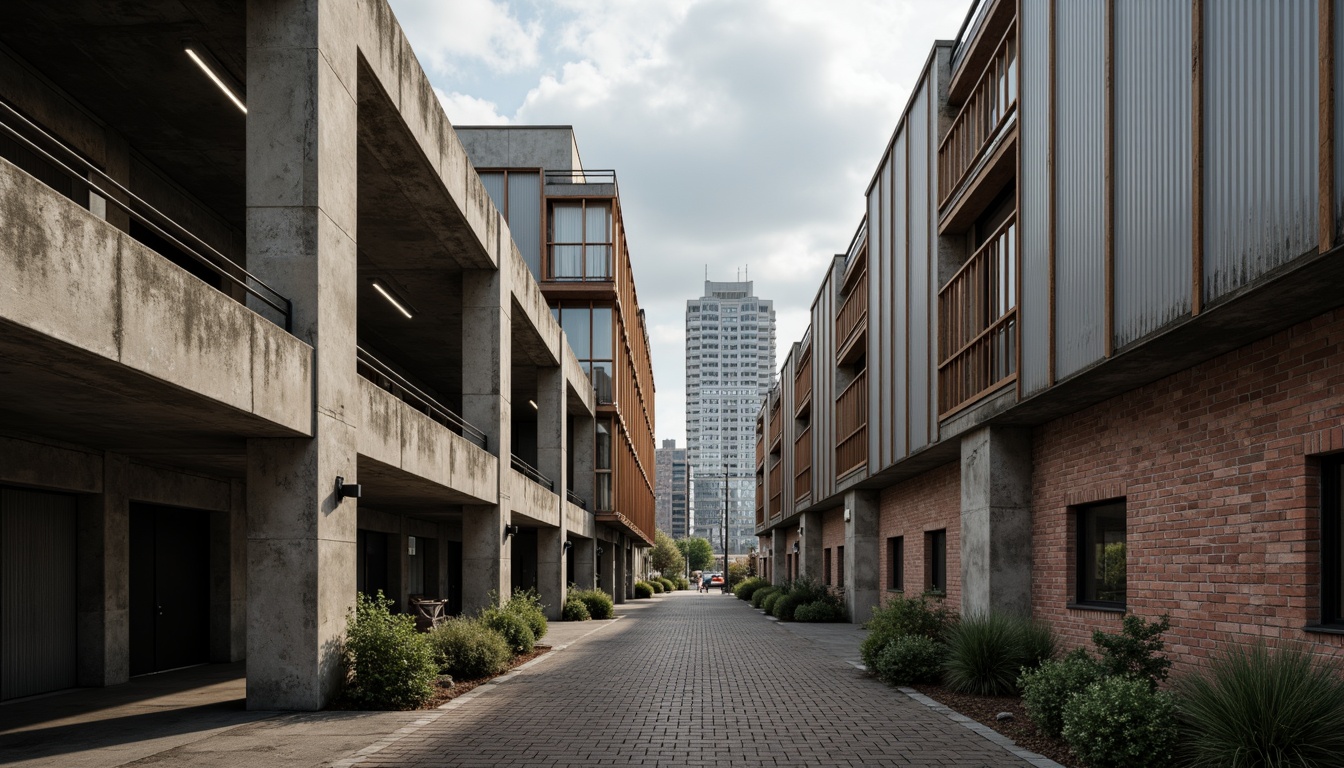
[761,590,786,614]
[659,577,676,592]
[1176,642,1344,768]
[480,607,535,655]
[1092,613,1171,689]
[633,580,653,599]
[772,592,807,621]
[343,591,438,709]
[735,577,768,601]
[943,613,1054,696]
[752,586,781,609]
[570,588,614,619]
[793,600,846,622]
[429,617,512,680]
[861,593,954,669]
[1062,675,1178,768]
[561,599,591,621]
[503,588,547,641]
[648,579,664,593]
[874,635,945,686]
[786,575,830,605]
[673,576,690,591]
[1019,649,1104,738]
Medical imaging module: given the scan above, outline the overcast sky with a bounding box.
[386,0,970,444]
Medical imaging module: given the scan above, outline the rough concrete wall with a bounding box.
[1033,307,1344,671]
[877,462,961,611]
[960,426,1033,618]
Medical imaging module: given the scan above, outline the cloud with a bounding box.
[388,0,542,75]
[434,88,510,125]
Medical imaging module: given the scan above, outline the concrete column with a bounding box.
[536,528,564,619]
[209,480,246,663]
[598,537,617,598]
[844,490,879,624]
[571,413,596,511]
[244,0,359,711]
[76,452,130,687]
[573,538,596,589]
[614,534,628,603]
[535,366,566,619]
[770,527,788,584]
[960,426,1033,617]
[799,511,823,582]
[461,265,512,614]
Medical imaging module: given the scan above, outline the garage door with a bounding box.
[1,487,78,701]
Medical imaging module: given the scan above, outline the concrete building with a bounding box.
[0,0,631,709]
[687,281,776,558]
[455,126,658,598]
[757,0,1344,672]
[655,439,693,540]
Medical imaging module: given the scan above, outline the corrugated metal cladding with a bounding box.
[2,487,78,701]
[1018,0,1051,395]
[1053,0,1107,380]
[812,263,839,503]
[868,163,890,471]
[1114,0,1192,349]
[891,136,909,463]
[1204,0,1318,302]
[1337,0,1344,242]
[780,348,794,512]
[927,58,943,448]
[907,81,932,453]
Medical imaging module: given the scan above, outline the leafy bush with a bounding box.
[1019,649,1104,738]
[570,588,614,619]
[861,593,954,669]
[480,607,535,655]
[562,599,591,621]
[503,588,547,641]
[1092,613,1171,689]
[751,586,781,609]
[943,613,1055,696]
[772,592,807,621]
[429,617,512,680]
[874,635,945,685]
[1062,675,1178,768]
[659,577,677,592]
[793,600,846,622]
[633,580,653,599]
[761,590,787,614]
[673,576,690,591]
[648,579,664,593]
[727,560,750,588]
[1176,642,1344,768]
[343,591,438,709]
[786,575,830,605]
[735,577,769,601]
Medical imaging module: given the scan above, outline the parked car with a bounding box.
[709,573,725,592]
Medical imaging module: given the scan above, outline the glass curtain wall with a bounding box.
[555,304,615,404]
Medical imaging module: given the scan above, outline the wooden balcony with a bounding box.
[938,22,1017,209]
[836,267,868,360]
[835,369,868,478]
[768,398,782,452]
[768,459,782,517]
[794,349,813,415]
[794,426,812,503]
[756,479,765,526]
[938,215,1018,417]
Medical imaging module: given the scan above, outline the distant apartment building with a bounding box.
[0,0,640,710]
[686,281,776,557]
[655,439,693,539]
[757,0,1344,674]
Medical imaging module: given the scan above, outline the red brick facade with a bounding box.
[821,508,844,589]
[877,462,962,611]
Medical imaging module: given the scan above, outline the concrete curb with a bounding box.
[895,687,1067,768]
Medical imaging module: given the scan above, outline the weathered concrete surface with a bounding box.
[456,126,583,174]
[959,426,1033,618]
[509,470,560,529]
[799,511,823,581]
[75,453,130,688]
[843,490,879,624]
[572,536,596,589]
[598,538,616,597]
[565,502,594,539]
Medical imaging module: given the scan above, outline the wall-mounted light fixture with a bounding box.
[798,523,805,536]
[528,399,539,411]
[844,507,852,522]
[335,475,362,500]
[792,541,800,554]
[408,536,417,556]
[184,41,247,114]
[504,523,520,539]
[596,546,604,557]
[563,540,573,553]
[371,280,415,319]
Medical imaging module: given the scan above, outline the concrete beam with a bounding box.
[959,426,1033,617]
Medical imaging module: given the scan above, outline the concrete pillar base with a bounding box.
[844,489,879,625]
[960,426,1033,618]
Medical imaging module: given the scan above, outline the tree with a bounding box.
[676,537,714,573]
[650,530,684,576]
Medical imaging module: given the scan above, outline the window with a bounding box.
[595,419,613,511]
[1076,500,1126,608]
[549,201,612,280]
[1325,457,1344,626]
[926,529,947,593]
[823,548,832,586]
[888,536,904,591]
[477,170,541,278]
[837,545,845,589]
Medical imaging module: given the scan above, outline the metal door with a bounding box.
[1,487,78,700]
[129,504,209,675]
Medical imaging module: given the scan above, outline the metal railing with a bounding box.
[768,459,782,515]
[836,369,868,478]
[567,488,588,510]
[544,169,617,187]
[356,347,488,449]
[836,267,869,351]
[794,349,813,410]
[511,454,555,492]
[951,0,995,71]
[938,24,1017,207]
[938,215,1018,416]
[794,427,812,502]
[0,99,293,331]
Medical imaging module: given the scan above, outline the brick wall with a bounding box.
[877,462,961,611]
[1033,308,1344,669]
[821,507,844,590]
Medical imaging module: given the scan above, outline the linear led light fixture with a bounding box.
[371,280,414,319]
[184,40,247,114]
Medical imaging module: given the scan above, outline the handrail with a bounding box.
[356,347,488,449]
[836,268,869,348]
[0,99,293,332]
[951,0,994,71]
[566,488,588,510]
[938,23,1017,207]
[937,214,1018,416]
[511,454,555,492]
[544,169,617,186]
[941,215,1016,293]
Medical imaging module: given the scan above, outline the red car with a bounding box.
[709,573,725,591]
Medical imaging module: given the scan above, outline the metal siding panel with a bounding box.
[1020,0,1052,394]
[2,488,77,701]
[813,272,835,502]
[1054,0,1108,379]
[1205,0,1318,300]
[892,134,909,462]
[928,74,940,446]
[871,168,888,471]
[908,85,931,451]
[1114,0,1193,348]
[507,172,542,278]
[882,162,894,468]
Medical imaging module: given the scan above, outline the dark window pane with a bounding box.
[927,530,946,593]
[1078,501,1126,606]
[562,307,590,360]
[592,307,613,359]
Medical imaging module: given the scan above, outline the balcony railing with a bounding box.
[769,401,782,449]
[566,488,589,510]
[511,454,555,492]
[794,351,813,411]
[544,169,617,188]
[0,99,293,331]
[836,268,869,352]
[357,347,488,449]
[768,460,782,513]
[756,481,765,526]
[937,24,1017,207]
[938,215,1018,416]
[794,427,812,502]
[836,369,868,478]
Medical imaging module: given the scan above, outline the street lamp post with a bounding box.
[722,464,728,591]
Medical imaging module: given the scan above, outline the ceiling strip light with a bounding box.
[372,280,414,319]
[184,43,248,114]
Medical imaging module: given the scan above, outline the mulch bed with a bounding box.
[422,645,551,709]
[910,684,1081,768]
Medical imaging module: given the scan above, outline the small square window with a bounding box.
[1322,457,1344,625]
[887,536,904,591]
[1076,500,1127,608]
[925,529,947,593]
[823,548,832,586]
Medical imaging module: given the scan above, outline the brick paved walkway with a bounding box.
[358,591,1033,767]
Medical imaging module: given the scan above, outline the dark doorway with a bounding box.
[446,540,463,615]
[565,543,575,587]
[129,504,210,676]
[356,529,390,601]
[1,487,77,700]
[511,528,538,592]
